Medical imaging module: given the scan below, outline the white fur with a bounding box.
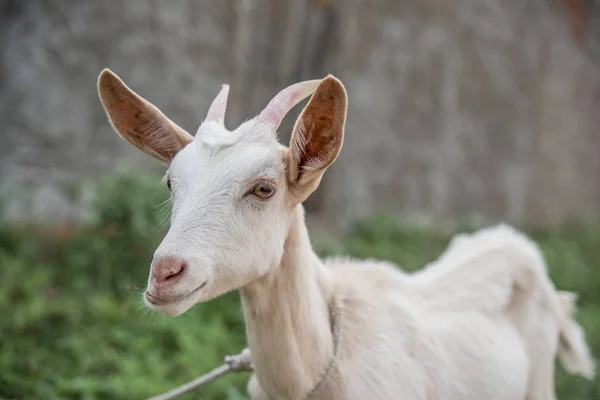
[150,120,595,399]
[148,117,292,316]
[98,71,594,400]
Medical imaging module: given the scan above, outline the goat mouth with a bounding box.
[145,281,208,306]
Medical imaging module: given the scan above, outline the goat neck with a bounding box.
[240,205,336,399]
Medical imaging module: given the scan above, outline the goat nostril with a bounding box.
[153,259,188,284]
[165,262,186,281]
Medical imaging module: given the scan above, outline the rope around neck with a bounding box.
[304,295,344,400]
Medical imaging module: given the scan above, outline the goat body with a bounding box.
[96,70,594,400]
[245,213,594,400]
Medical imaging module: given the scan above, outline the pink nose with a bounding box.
[151,258,187,284]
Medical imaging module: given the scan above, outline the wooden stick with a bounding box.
[147,348,253,400]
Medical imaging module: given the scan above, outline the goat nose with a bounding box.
[151,258,187,284]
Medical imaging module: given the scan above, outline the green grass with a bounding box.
[1,171,599,399]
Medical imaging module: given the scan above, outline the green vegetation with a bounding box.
[1,171,599,399]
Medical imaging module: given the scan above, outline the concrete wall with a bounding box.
[1,0,598,228]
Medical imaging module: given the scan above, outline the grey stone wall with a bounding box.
[1,0,598,228]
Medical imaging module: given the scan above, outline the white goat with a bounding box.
[97,69,594,400]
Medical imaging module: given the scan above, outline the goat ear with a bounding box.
[97,69,193,163]
[287,75,347,203]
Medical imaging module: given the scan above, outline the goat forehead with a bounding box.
[195,120,275,148]
[195,121,242,147]
[171,139,283,184]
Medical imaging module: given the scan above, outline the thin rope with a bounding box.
[304,295,344,399]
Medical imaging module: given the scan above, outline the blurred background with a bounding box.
[1,0,599,399]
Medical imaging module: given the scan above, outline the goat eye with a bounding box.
[252,182,275,199]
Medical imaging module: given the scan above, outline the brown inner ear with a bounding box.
[289,76,346,184]
[98,69,192,163]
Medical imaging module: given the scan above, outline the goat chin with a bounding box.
[144,289,200,317]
